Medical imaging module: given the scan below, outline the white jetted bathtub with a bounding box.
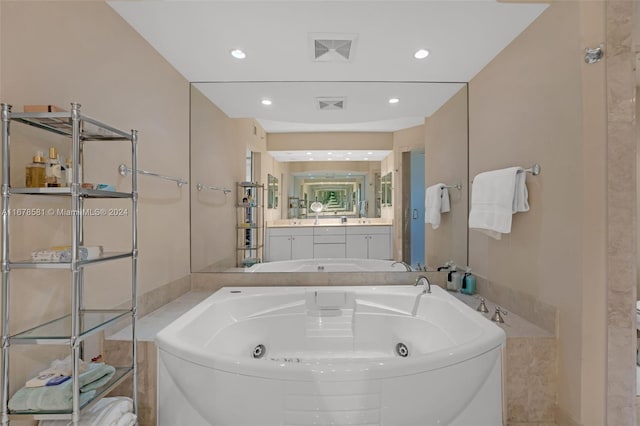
[157,285,506,426]
[247,258,408,272]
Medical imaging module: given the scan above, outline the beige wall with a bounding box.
[191,106,284,271]
[468,2,606,424]
[425,86,468,269]
[1,0,191,408]
[190,87,243,272]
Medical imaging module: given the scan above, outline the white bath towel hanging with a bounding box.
[468,167,529,240]
[425,183,450,229]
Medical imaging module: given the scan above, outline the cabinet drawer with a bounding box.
[346,225,391,235]
[314,243,346,258]
[314,235,346,244]
[268,227,313,236]
[313,226,346,236]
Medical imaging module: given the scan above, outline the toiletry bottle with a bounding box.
[447,265,457,291]
[452,268,463,291]
[65,159,72,187]
[45,147,62,187]
[65,155,82,186]
[25,150,46,188]
[462,267,476,295]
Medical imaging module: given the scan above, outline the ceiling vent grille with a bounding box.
[310,33,357,62]
[316,97,347,110]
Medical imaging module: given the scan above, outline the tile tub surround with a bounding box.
[105,291,214,426]
[475,274,557,336]
[190,270,447,291]
[454,292,557,425]
[106,287,556,426]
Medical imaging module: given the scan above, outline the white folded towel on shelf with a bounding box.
[425,183,450,229]
[38,396,136,426]
[468,167,529,240]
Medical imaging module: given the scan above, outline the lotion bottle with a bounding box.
[45,147,61,187]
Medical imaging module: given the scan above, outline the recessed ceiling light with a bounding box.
[414,49,430,59]
[230,49,246,59]
[261,99,272,106]
[364,157,369,161]
[306,152,312,155]
[328,152,332,155]
[345,157,351,161]
[347,152,352,155]
[309,158,314,161]
[388,98,400,104]
[367,152,373,155]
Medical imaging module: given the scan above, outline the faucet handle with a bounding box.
[476,297,489,313]
[490,306,508,323]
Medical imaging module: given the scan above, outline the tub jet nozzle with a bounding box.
[395,343,409,357]
[252,344,266,359]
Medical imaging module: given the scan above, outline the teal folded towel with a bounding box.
[8,362,115,412]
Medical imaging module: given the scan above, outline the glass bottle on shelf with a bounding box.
[25,150,46,188]
[45,147,62,187]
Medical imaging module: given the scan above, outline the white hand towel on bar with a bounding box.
[425,183,450,229]
[468,167,529,239]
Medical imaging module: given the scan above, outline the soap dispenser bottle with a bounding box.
[461,267,476,295]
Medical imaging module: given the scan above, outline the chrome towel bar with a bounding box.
[118,164,188,187]
[196,183,232,194]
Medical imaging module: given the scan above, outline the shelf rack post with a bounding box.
[1,104,11,426]
[130,129,138,417]
[70,102,82,426]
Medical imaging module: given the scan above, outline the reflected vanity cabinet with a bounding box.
[265,227,314,262]
[236,182,265,267]
[345,226,392,260]
[0,103,138,425]
[265,225,392,261]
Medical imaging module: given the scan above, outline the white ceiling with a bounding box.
[109,0,548,134]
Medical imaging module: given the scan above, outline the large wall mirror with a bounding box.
[267,174,279,209]
[190,82,468,273]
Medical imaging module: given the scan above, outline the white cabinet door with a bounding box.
[314,243,346,258]
[268,235,292,261]
[291,235,314,260]
[346,235,368,259]
[368,233,392,260]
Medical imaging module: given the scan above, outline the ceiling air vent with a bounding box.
[310,33,358,62]
[316,97,347,110]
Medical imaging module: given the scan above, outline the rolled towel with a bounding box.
[38,397,135,426]
[9,363,115,413]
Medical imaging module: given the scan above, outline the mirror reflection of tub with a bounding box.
[247,258,409,273]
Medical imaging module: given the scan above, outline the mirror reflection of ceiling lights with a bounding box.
[269,150,390,163]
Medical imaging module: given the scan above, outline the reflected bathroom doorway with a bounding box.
[402,151,425,268]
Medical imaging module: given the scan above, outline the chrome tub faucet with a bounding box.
[414,275,431,294]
